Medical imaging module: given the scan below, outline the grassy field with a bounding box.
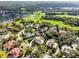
[42,19,79,30]
[23,11,79,30]
[55,15,79,19]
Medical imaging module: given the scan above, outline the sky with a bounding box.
[0,0,79,1]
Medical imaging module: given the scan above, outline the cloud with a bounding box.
[1,0,79,1]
